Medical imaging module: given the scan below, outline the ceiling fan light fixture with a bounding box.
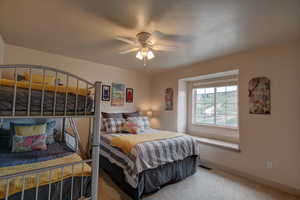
[136,47,155,61]
[147,50,155,60]
[136,51,143,60]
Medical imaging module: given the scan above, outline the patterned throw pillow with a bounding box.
[121,121,142,134]
[46,121,56,144]
[13,123,47,136]
[12,134,47,152]
[127,116,150,130]
[103,118,126,133]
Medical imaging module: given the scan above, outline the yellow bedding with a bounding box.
[0,79,89,96]
[0,153,91,198]
[110,131,185,154]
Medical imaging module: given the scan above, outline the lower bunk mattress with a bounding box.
[100,155,197,200]
[0,152,91,200]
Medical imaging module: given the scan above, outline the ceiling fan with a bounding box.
[115,31,178,66]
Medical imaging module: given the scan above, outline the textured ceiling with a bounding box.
[0,0,300,74]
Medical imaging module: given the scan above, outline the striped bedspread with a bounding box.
[100,129,199,188]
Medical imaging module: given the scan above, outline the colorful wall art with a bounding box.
[165,88,174,111]
[126,88,134,103]
[101,85,111,101]
[248,77,271,114]
[111,83,125,106]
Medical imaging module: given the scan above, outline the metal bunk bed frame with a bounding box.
[0,64,101,200]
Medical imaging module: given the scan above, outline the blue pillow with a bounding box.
[0,128,11,152]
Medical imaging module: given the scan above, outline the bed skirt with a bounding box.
[100,155,198,200]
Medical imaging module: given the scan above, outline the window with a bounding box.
[192,84,238,128]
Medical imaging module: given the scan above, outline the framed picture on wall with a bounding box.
[248,77,271,114]
[165,88,174,111]
[101,85,111,101]
[111,83,125,106]
[126,88,134,103]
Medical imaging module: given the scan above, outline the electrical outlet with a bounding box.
[266,161,273,169]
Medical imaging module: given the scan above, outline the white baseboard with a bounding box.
[200,159,300,197]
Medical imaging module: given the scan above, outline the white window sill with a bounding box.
[192,123,238,131]
[193,136,240,152]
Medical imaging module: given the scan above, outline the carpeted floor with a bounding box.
[99,167,299,200]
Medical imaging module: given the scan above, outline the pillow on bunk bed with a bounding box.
[0,128,11,151]
[127,116,150,130]
[102,118,125,133]
[10,121,57,145]
[45,121,56,144]
[12,134,47,152]
[13,123,47,136]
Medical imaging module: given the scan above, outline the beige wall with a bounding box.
[3,44,152,150]
[0,34,4,64]
[151,39,300,190]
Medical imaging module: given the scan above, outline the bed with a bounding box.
[100,128,200,200]
[0,64,102,200]
[0,79,94,116]
[0,143,91,200]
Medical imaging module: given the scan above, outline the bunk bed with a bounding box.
[0,65,101,200]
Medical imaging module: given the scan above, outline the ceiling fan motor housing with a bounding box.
[136,32,152,47]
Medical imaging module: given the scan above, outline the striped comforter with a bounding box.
[100,129,199,188]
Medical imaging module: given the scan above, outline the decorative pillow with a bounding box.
[127,116,150,130]
[12,134,47,152]
[24,72,55,85]
[101,112,123,119]
[121,121,141,134]
[46,121,56,144]
[123,111,140,119]
[103,118,125,133]
[12,123,47,136]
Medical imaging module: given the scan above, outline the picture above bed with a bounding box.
[126,88,134,103]
[101,84,111,101]
[111,83,125,107]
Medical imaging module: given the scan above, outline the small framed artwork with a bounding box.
[248,77,271,114]
[126,88,134,103]
[165,88,174,111]
[101,85,111,101]
[111,83,125,106]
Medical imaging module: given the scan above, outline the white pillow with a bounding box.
[127,116,150,130]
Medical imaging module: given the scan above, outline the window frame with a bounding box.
[191,81,239,130]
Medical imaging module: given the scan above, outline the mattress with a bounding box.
[0,143,74,167]
[100,128,200,188]
[0,146,91,200]
[0,84,94,116]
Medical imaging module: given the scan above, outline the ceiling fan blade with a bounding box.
[152,45,177,51]
[115,36,137,45]
[120,47,139,54]
[152,30,196,43]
